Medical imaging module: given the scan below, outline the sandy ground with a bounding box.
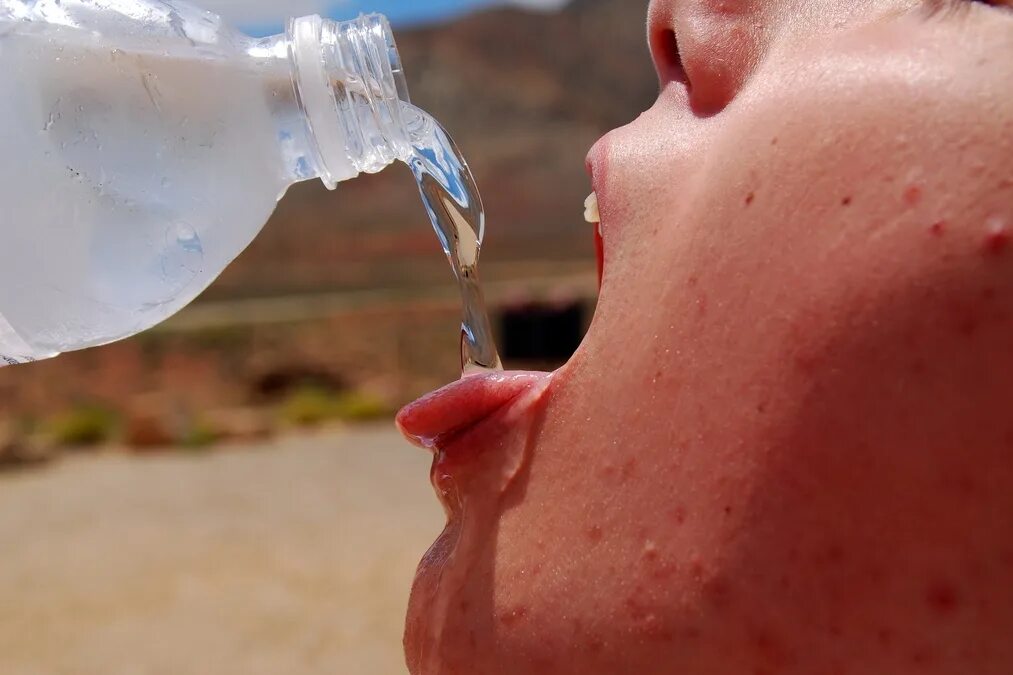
[0,427,443,675]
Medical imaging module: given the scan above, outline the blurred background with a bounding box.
[0,0,654,673]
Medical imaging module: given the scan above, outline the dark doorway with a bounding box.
[500,301,587,367]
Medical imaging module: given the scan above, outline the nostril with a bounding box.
[651,28,690,89]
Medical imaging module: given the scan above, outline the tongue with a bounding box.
[396,372,550,449]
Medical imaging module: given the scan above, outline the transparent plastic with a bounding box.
[0,0,412,364]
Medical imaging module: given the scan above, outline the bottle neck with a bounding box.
[286,14,412,189]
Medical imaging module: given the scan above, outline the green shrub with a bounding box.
[332,391,392,422]
[278,387,341,428]
[48,406,118,447]
[279,387,393,427]
[180,419,221,450]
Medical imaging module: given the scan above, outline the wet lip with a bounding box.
[396,371,550,450]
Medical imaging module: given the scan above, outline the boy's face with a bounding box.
[398,1,1013,673]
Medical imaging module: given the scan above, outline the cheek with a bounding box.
[696,29,993,263]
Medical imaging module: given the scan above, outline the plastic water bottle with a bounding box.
[0,0,414,365]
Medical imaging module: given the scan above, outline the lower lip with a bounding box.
[397,371,551,450]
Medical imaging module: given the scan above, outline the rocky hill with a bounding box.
[208,0,657,299]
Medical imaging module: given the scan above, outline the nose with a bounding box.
[648,3,690,90]
[647,0,767,115]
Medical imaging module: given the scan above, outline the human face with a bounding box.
[397,1,1013,673]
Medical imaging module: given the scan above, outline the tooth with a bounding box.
[584,191,600,224]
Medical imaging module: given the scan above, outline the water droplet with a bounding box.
[175,226,201,252]
[160,223,203,287]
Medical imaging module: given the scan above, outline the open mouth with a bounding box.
[398,143,608,517]
[398,148,607,452]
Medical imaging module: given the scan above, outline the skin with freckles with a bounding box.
[399,1,1013,673]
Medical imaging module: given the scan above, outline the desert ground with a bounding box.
[0,427,442,675]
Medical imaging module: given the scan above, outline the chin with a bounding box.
[404,518,457,674]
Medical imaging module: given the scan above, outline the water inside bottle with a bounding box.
[402,104,504,376]
[0,24,288,361]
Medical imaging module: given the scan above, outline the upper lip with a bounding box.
[396,371,550,451]
[585,139,606,194]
